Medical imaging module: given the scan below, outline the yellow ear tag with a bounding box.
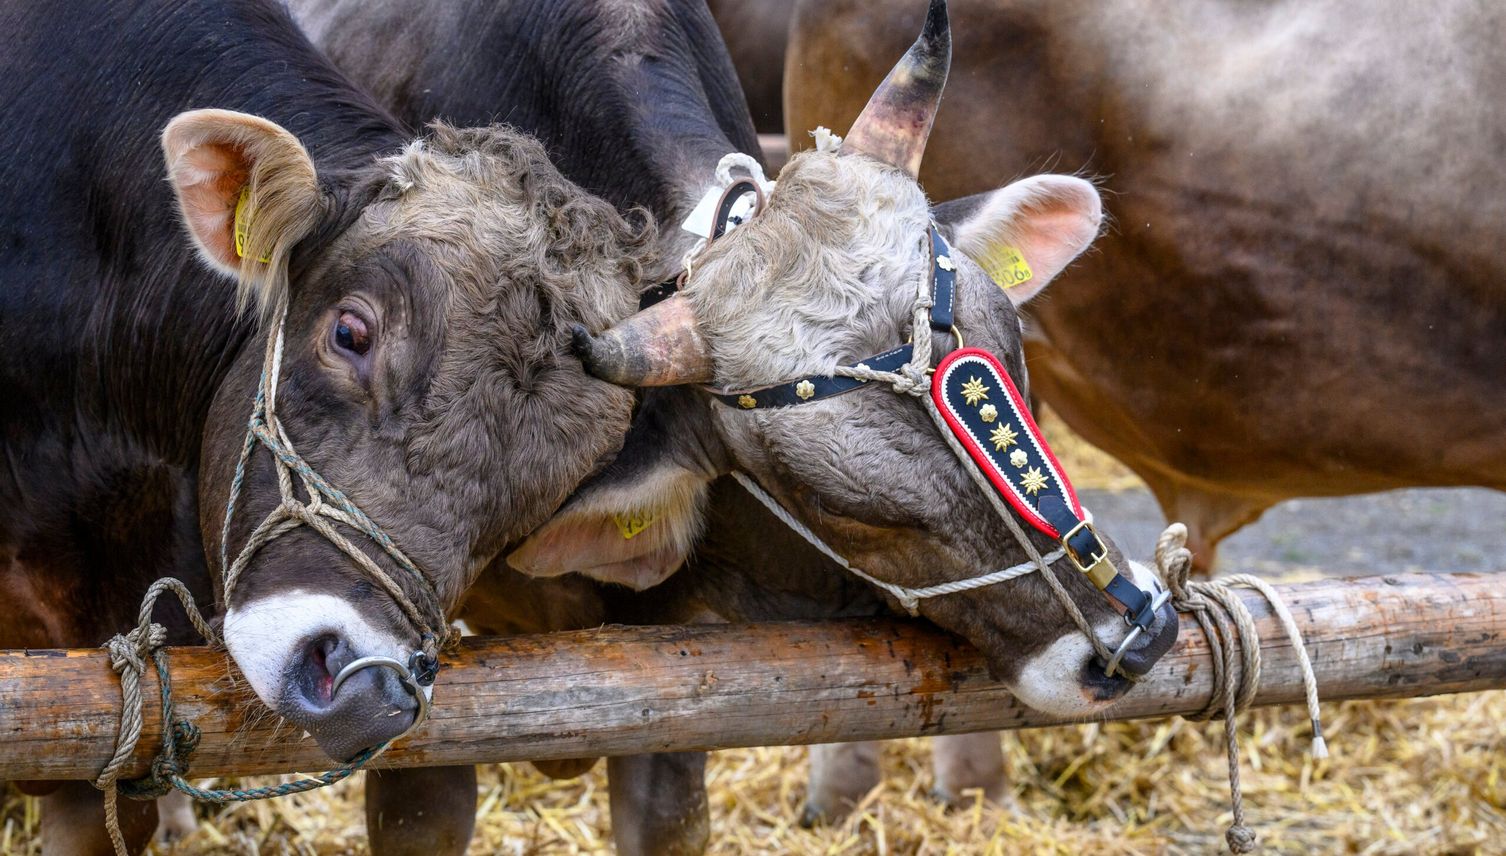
[612,510,660,541]
[979,244,1034,291]
[233,186,272,263]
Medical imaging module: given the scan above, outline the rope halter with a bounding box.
[220,306,455,722]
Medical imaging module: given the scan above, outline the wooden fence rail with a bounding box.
[1,572,1503,781]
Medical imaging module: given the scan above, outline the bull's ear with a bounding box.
[161,109,323,318]
[506,389,723,591]
[936,175,1102,304]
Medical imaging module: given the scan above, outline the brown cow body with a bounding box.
[705,0,796,134]
[785,0,1506,567]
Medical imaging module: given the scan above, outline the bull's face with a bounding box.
[511,0,1176,718]
[164,112,647,760]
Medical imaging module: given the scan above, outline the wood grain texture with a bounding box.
[1,573,1503,781]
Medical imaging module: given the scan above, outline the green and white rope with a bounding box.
[94,306,456,855]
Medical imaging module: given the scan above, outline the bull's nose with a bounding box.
[1111,600,1181,680]
[284,634,419,761]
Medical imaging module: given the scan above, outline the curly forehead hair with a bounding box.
[385,121,659,298]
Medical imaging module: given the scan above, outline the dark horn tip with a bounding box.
[924,0,950,41]
[569,324,595,361]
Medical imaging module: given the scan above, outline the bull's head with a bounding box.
[163,113,648,759]
[510,0,1176,717]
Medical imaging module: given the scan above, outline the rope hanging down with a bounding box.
[93,305,458,856]
[1155,523,1327,854]
[92,580,386,856]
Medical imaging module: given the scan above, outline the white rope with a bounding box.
[1211,573,1328,759]
[729,471,1070,615]
[714,152,773,194]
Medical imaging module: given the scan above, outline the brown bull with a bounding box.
[785,0,1506,569]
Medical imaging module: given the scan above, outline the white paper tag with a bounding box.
[680,186,723,238]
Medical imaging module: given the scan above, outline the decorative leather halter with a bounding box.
[698,206,1169,675]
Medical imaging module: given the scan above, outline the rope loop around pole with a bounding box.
[92,577,388,856]
[1153,522,1329,853]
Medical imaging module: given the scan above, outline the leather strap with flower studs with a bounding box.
[930,348,1159,631]
[708,225,956,410]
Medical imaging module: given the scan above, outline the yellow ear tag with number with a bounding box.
[612,510,660,540]
[979,244,1033,291]
[233,186,272,263]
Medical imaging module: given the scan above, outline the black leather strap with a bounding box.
[928,225,955,334]
[638,279,680,310]
[708,224,955,411]
[1038,494,1157,630]
[709,344,914,409]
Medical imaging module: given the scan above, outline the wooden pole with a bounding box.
[1,572,1503,782]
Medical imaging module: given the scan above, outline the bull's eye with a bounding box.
[333,311,371,356]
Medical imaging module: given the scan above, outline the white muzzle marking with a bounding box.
[223,589,427,709]
[1011,560,1166,716]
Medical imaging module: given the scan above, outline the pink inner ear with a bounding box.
[1014,204,1101,280]
[175,142,249,269]
[506,513,687,592]
[956,176,1103,305]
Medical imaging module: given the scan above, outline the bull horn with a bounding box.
[570,295,714,387]
[843,0,951,178]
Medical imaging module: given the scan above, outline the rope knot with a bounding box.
[1226,824,1259,854]
[891,363,931,397]
[103,626,160,676]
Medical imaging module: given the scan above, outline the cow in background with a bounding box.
[706,0,796,135]
[784,0,1506,571]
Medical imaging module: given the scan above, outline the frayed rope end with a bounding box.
[1311,735,1329,760]
[811,126,843,153]
[1311,718,1329,759]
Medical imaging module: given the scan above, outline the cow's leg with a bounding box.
[154,789,198,844]
[40,782,158,856]
[931,733,1010,807]
[802,741,881,826]
[365,765,477,856]
[1144,477,1272,577]
[608,753,710,856]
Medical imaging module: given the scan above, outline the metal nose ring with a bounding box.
[1104,589,1173,680]
[330,654,432,742]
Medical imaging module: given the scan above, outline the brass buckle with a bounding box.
[1062,520,1108,573]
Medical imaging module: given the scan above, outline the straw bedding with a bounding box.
[4,415,1500,855]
